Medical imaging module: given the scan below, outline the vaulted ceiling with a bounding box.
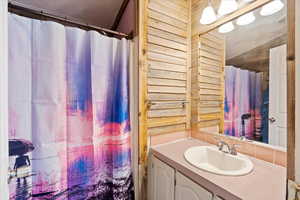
[12,0,124,29]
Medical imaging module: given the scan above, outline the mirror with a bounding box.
[201,1,287,148]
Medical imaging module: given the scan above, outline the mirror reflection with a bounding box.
[203,2,287,148]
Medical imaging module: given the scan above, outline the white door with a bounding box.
[149,156,175,200]
[269,44,287,147]
[175,172,213,200]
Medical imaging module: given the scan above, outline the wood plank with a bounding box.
[148,108,186,118]
[199,50,222,61]
[200,62,222,72]
[150,102,187,110]
[186,0,192,130]
[148,35,187,52]
[219,34,225,134]
[200,88,221,95]
[148,9,187,30]
[287,0,296,181]
[148,85,186,94]
[200,38,223,50]
[199,95,222,101]
[148,116,187,128]
[191,35,200,134]
[199,82,221,90]
[148,77,186,87]
[170,0,188,8]
[148,123,186,135]
[148,51,186,65]
[148,0,188,23]
[148,27,187,44]
[199,106,221,114]
[200,44,222,57]
[199,61,221,70]
[138,0,149,166]
[148,69,186,80]
[149,60,186,72]
[199,75,221,85]
[151,0,189,14]
[199,113,222,121]
[201,34,223,46]
[199,57,221,66]
[148,93,186,101]
[199,69,221,79]
[148,43,187,59]
[148,18,187,37]
[198,119,220,128]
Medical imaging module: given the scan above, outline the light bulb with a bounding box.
[260,0,284,16]
[218,0,238,16]
[236,12,256,26]
[218,21,235,33]
[200,6,217,24]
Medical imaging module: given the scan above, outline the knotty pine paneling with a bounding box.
[146,0,190,135]
[191,31,225,133]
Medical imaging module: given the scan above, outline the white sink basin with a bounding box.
[184,146,253,176]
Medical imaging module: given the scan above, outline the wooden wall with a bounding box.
[139,0,191,161]
[144,0,190,136]
[295,0,300,183]
[191,31,225,134]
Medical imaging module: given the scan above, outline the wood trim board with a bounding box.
[193,0,273,36]
[287,0,296,182]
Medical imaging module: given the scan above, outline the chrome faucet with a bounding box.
[215,137,240,155]
[218,141,231,153]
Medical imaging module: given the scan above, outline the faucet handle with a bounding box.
[230,144,241,155]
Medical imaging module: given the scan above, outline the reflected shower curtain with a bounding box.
[224,66,262,139]
[8,14,133,200]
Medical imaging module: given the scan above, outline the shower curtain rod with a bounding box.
[8,1,131,39]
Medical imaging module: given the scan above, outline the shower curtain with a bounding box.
[224,66,262,139]
[8,14,133,200]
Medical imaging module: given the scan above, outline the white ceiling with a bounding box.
[224,1,287,60]
[12,0,124,29]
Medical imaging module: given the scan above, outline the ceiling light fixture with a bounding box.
[218,21,235,33]
[200,0,217,25]
[236,11,256,26]
[218,0,238,16]
[260,0,284,16]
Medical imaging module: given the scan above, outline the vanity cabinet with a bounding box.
[175,172,213,200]
[149,156,175,200]
[149,156,219,200]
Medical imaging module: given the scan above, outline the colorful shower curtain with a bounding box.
[224,66,262,139]
[8,14,133,200]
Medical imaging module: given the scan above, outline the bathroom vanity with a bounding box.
[148,139,286,200]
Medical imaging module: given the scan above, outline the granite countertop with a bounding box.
[151,138,286,200]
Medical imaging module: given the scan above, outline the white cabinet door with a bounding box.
[269,44,287,147]
[175,172,213,200]
[149,156,175,200]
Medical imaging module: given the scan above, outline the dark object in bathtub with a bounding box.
[8,139,35,183]
[9,139,34,156]
[241,113,251,138]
